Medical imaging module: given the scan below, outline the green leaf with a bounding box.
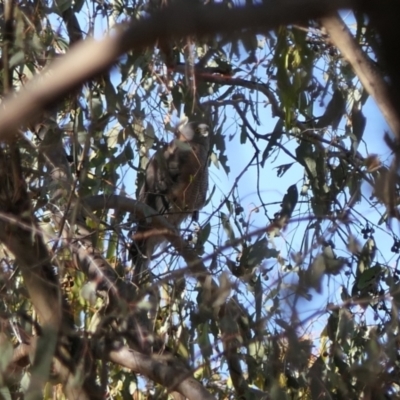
[198,222,211,245]
[241,35,258,54]
[123,143,134,160]
[26,327,58,400]
[0,337,13,373]
[106,230,118,259]
[240,124,247,144]
[220,212,235,243]
[90,92,103,122]
[280,184,298,219]
[81,282,97,306]
[347,171,362,204]
[240,238,278,270]
[316,89,346,129]
[197,322,213,359]
[275,162,294,177]
[326,309,339,342]
[261,119,284,167]
[307,255,325,293]
[357,237,376,276]
[351,103,366,152]
[73,0,85,12]
[54,0,73,14]
[296,141,317,179]
[357,265,382,291]
[210,152,219,169]
[145,122,156,149]
[0,387,12,400]
[337,309,354,345]
[106,125,122,149]
[9,51,25,68]
[213,119,230,175]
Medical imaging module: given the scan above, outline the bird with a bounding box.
[130,121,211,283]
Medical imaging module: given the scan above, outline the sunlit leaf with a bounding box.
[220,212,235,243]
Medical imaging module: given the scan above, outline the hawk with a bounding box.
[131,121,210,282]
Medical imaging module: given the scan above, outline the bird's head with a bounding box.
[178,121,210,146]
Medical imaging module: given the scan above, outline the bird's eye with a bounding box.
[196,124,209,136]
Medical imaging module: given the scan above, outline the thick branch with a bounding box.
[191,71,282,118]
[320,13,400,136]
[0,0,356,141]
[107,345,216,400]
[9,337,214,400]
[0,148,63,330]
[0,224,62,327]
[360,0,400,135]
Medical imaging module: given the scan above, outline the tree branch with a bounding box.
[9,339,217,400]
[0,148,99,399]
[82,195,212,281]
[0,0,356,142]
[320,12,400,136]
[106,345,216,400]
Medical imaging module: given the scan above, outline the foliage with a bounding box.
[0,1,400,399]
